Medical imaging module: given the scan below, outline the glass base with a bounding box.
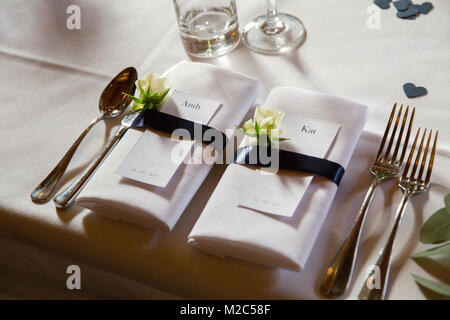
[180,23,240,58]
[242,13,306,54]
[182,31,241,59]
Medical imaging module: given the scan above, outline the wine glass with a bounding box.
[242,0,305,54]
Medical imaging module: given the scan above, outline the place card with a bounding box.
[116,90,222,187]
[238,115,341,217]
[162,89,223,123]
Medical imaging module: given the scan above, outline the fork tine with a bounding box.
[425,131,438,184]
[384,104,403,161]
[417,130,432,181]
[376,103,397,159]
[410,129,427,179]
[391,105,409,163]
[398,107,415,165]
[403,128,420,179]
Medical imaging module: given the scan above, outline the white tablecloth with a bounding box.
[0,0,449,299]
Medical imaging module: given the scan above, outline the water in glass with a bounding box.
[174,1,240,58]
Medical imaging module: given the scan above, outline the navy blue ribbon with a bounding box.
[234,146,345,185]
[132,109,344,185]
[132,109,228,150]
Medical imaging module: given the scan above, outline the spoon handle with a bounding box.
[31,115,105,202]
[53,124,128,210]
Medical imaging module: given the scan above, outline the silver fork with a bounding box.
[359,128,438,300]
[320,103,415,298]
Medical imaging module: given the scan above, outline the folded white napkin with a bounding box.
[76,61,262,231]
[188,87,368,271]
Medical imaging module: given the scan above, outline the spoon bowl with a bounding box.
[99,67,137,117]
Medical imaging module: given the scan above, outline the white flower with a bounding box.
[137,72,170,96]
[254,105,284,131]
[242,118,257,136]
[132,72,171,111]
[241,105,286,145]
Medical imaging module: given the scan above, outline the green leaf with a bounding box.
[131,104,144,112]
[266,134,272,147]
[412,243,450,259]
[254,120,260,135]
[158,88,170,103]
[124,93,143,104]
[420,208,450,244]
[147,102,155,111]
[138,82,146,98]
[412,274,450,297]
[152,96,164,104]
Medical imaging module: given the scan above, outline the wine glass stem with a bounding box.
[267,0,278,20]
[263,0,285,35]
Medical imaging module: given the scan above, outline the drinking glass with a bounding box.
[242,0,305,54]
[173,0,240,58]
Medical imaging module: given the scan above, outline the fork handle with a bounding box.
[320,178,380,298]
[358,192,411,300]
[31,114,105,202]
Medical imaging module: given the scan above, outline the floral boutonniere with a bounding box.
[240,105,288,147]
[125,72,171,112]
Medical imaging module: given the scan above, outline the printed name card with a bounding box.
[238,115,341,217]
[116,90,222,187]
[163,90,223,123]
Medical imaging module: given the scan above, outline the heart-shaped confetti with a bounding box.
[374,0,391,9]
[396,5,419,18]
[393,0,411,11]
[403,14,417,19]
[419,2,433,14]
[403,83,428,98]
[377,0,434,21]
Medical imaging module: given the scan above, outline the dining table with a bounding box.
[0,0,449,299]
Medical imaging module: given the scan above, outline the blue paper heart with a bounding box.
[396,5,419,18]
[403,13,417,20]
[393,0,411,11]
[419,2,433,14]
[374,0,391,9]
[403,83,428,98]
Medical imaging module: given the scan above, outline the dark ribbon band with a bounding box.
[132,109,228,150]
[132,109,344,185]
[234,146,345,185]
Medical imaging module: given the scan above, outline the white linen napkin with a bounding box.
[188,87,368,271]
[76,61,262,231]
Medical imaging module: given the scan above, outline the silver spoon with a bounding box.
[31,67,138,202]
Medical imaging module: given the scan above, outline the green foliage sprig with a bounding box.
[411,194,450,298]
